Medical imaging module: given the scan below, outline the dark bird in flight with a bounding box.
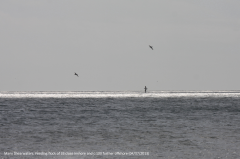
[74,72,78,77]
[149,45,153,50]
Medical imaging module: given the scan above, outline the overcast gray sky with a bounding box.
[0,0,240,91]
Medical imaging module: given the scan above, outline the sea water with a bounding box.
[0,91,240,159]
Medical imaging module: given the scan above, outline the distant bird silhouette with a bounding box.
[74,72,79,77]
[149,45,153,50]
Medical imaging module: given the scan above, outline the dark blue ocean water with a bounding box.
[1,91,240,159]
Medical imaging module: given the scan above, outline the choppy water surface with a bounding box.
[1,91,240,159]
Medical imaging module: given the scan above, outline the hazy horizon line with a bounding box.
[1,90,240,92]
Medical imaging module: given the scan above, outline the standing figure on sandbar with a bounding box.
[144,86,147,93]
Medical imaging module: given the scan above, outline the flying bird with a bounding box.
[74,72,79,77]
[149,45,153,50]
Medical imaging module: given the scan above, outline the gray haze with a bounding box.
[0,0,240,91]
